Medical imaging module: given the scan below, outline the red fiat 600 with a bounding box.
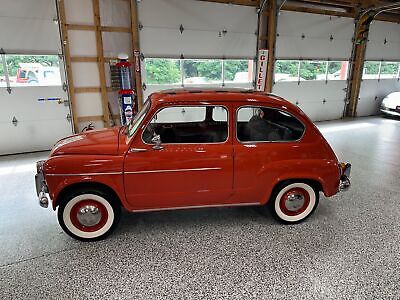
[35,89,351,241]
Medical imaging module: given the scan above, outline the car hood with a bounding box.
[51,127,123,156]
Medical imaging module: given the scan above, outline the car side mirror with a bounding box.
[151,134,163,150]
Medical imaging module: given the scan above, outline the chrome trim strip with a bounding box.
[46,172,123,176]
[125,167,221,174]
[131,202,261,213]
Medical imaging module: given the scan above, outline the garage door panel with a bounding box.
[138,0,257,34]
[366,21,400,61]
[273,81,346,121]
[276,11,353,60]
[138,0,257,58]
[140,27,256,58]
[0,86,72,155]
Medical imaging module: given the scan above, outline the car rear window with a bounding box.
[237,106,305,142]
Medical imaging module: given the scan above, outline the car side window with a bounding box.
[237,106,305,142]
[143,106,228,144]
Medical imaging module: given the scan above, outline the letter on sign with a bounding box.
[256,49,268,91]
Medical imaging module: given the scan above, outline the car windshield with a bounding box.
[127,99,151,138]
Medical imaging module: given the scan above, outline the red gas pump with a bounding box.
[116,54,137,125]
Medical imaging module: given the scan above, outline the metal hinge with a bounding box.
[62,82,68,92]
[66,114,72,123]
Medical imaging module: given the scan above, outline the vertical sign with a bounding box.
[256,49,268,91]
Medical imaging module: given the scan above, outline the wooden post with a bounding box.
[262,0,277,93]
[130,0,144,110]
[57,0,79,133]
[93,0,111,127]
[346,12,373,117]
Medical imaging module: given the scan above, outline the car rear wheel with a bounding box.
[270,182,319,223]
[57,188,120,241]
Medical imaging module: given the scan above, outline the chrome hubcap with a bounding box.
[76,205,102,227]
[285,193,305,211]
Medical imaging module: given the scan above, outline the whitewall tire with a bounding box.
[270,182,319,223]
[58,188,120,241]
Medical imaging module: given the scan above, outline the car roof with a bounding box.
[149,88,289,105]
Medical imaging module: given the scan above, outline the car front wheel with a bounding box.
[57,188,120,241]
[270,182,319,223]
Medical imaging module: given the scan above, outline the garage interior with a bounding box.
[1,0,400,298]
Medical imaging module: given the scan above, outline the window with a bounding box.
[128,99,151,137]
[144,58,181,85]
[143,106,228,144]
[237,106,305,142]
[299,61,326,81]
[224,60,253,83]
[275,60,299,82]
[274,60,349,82]
[6,55,61,86]
[380,62,399,79]
[327,61,348,80]
[183,59,222,85]
[363,61,380,79]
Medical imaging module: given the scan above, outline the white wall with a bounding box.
[63,0,131,131]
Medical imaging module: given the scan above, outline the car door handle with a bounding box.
[129,148,148,153]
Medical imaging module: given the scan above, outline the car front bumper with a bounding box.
[339,163,351,191]
[35,160,49,208]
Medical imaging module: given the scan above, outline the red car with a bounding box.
[35,89,351,241]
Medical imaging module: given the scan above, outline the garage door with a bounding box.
[0,0,73,155]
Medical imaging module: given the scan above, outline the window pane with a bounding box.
[183,59,222,85]
[327,61,348,80]
[274,60,299,82]
[224,60,253,83]
[363,61,380,79]
[212,106,228,121]
[143,106,228,144]
[299,61,326,81]
[144,58,181,84]
[6,55,61,86]
[237,106,305,142]
[380,62,399,79]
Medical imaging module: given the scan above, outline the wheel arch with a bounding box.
[265,178,323,205]
[54,181,122,210]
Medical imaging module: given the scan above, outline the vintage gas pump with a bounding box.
[116,54,137,125]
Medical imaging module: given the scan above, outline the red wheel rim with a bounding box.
[279,187,310,216]
[70,200,108,232]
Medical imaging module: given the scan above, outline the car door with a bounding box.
[232,104,307,204]
[123,103,234,211]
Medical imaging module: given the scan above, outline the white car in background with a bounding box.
[380,92,400,117]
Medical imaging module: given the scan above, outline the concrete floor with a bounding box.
[0,116,399,299]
